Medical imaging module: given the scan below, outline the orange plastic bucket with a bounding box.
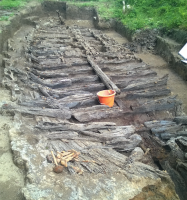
[97,90,116,107]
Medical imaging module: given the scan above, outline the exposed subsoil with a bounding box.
[0,89,24,200]
[0,14,186,200]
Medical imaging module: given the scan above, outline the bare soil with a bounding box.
[0,89,24,200]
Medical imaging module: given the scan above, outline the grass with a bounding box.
[0,0,27,9]
[0,0,43,9]
[0,0,187,30]
[60,0,187,31]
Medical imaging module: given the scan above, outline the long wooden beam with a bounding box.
[87,55,121,94]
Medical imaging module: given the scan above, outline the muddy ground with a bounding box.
[0,18,187,200]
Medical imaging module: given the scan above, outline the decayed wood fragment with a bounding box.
[174,116,187,125]
[73,105,124,122]
[132,96,182,114]
[122,74,168,91]
[1,103,71,119]
[36,121,116,132]
[29,72,72,88]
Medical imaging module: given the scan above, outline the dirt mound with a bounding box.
[124,29,158,53]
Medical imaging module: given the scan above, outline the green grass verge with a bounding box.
[0,0,186,30]
[60,0,187,31]
[0,0,43,9]
[0,0,27,9]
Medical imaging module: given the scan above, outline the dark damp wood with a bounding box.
[48,83,106,98]
[26,53,40,64]
[161,132,187,140]
[132,96,182,114]
[115,75,168,90]
[18,97,60,109]
[36,121,116,132]
[31,43,69,50]
[144,120,176,129]
[174,116,187,125]
[79,125,135,142]
[87,55,121,94]
[33,63,71,71]
[36,38,73,45]
[108,69,157,79]
[46,134,100,142]
[30,65,94,76]
[71,75,99,83]
[31,50,55,57]
[106,134,142,151]
[31,69,69,78]
[73,106,124,122]
[121,74,168,92]
[38,86,51,97]
[96,52,127,59]
[2,104,71,119]
[81,33,93,37]
[37,30,68,34]
[120,88,171,100]
[20,90,96,109]
[175,137,187,152]
[18,99,51,108]
[101,62,148,72]
[46,131,78,139]
[56,93,97,108]
[34,34,70,39]
[97,58,136,64]
[151,124,183,135]
[28,72,72,88]
[33,60,88,69]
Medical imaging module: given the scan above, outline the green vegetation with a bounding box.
[0,16,9,21]
[0,0,27,9]
[0,0,43,9]
[61,0,187,30]
[0,0,187,30]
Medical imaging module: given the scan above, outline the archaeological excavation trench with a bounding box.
[1,1,187,200]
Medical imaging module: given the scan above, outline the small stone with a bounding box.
[53,165,63,173]
[129,147,144,162]
[46,155,53,163]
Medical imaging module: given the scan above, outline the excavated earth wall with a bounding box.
[0,1,187,200]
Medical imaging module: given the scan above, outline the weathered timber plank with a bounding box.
[108,69,156,79]
[120,88,171,100]
[174,116,187,125]
[48,83,106,98]
[31,69,69,78]
[121,74,168,91]
[151,124,183,135]
[161,132,187,140]
[45,131,79,140]
[71,75,99,83]
[87,55,121,94]
[101,62,148,72]
[36,121,117,132]
[1,104,71,119]
[144,120,176,129]
[73,106,124,122]
[34,34,70,39]
[106,134,142,151]
[29,72,72,88]
[132,96,182,113]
